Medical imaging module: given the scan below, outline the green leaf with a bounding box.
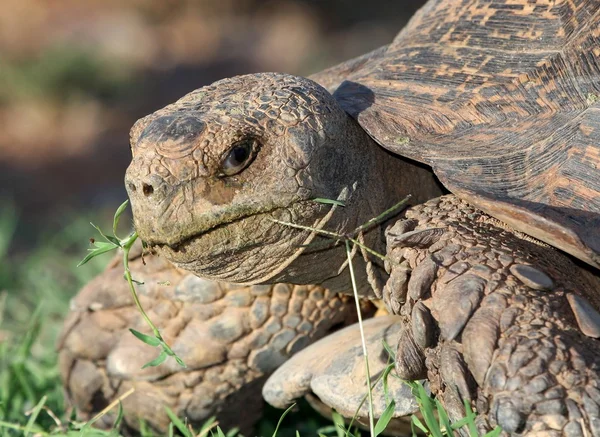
[93,241,117,250]
[313,198,345,207]
[164,406,193,437]
[77,244,118,267]
[113,200,130,236]
[374,400,395,436]
[142,351,168,369]
[271,403,295,437]
[296,431,301,437]
[91,223,121,246]
[216,427,226,437]
[129,329,161,347]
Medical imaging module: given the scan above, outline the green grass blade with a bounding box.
[225,427,239,437]
[313,198,345,207]
[111,401,124,432]
[373,400,395,436]
[271,403,295,437]
[381,362,394,405]
[331,410,345,437]
[483,426,503,437]
[23,395,46,437]
[164,406,193,437]
[410,415,428,434]
[464,400,479,437]
[435,398,452,435]
[415,382,442,437]
[197,416,217,437]
[381,340,396,361]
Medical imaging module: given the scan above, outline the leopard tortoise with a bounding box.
[59,0,600,435]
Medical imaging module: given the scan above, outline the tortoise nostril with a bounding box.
[142,183,154,197]
[128,182,137,192]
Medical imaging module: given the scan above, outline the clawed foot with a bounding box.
[384,195,600,435]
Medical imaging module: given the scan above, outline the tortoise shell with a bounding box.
[311,0,600,269]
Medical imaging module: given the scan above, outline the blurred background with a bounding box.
[1,0,427,242]
[0,0,425,433]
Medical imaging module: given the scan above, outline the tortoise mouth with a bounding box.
[146,206,286,254]
[140,199,342,284]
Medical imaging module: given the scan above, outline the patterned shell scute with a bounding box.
[325,0,600,268]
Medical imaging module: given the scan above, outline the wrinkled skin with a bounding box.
[61,72,600,436]
[384,196,600,436]
[125,73,441,293]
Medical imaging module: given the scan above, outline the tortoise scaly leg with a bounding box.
[58,248,358,433]
[385,195,600,436]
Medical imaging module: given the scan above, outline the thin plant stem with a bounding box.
[346,240,375,437]
[268,218,341,239]
[346,237,387,261]
[89,387,135,424]
[121,233,160,338]
[352,195,411,236]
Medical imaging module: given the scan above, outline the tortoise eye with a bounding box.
[219,140,255,176]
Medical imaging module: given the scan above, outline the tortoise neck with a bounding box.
[267,128,443,297]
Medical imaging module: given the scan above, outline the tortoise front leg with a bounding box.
[385,195,600,436]
[58,249,358,433]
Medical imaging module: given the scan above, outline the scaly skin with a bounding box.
[58,246,364,433]
[85,72,600,435]
[125,73,442,293]
[385,195,600,436]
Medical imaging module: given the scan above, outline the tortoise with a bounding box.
[58,0,600,434]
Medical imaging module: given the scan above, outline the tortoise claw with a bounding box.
[395,324,426,380]
[411,301,435,349]
[567,293,600,338]
[383,196,600,435]
[387,226,445,249]
[434,273,485,341]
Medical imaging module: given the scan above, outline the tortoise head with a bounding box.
[125,73,385,286]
